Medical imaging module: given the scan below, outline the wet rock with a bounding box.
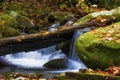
[75,22,120,69]
[57,40,71,56]
[2,26,22,37]
[44,58,68,69]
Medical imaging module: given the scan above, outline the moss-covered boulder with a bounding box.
[44,58,68,69]
[75,22,120,69]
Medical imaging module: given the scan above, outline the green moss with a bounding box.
[74,7,120,26]
[74,14,93,25]
[5,2,25,14]
[0,13,18,28]
[59,3,68,10]
[47,12,74,22]
[2,26,22,37]
[75,22,120,69]
[0,13,22,38]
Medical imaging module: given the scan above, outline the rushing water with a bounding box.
[0,24,91,79]
[2,28,91,71]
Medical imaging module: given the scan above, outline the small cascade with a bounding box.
[69,28,91,61]
[68,28,91,69]
[48,23,60,31]
[4,45,67,68]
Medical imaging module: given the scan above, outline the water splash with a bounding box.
[4,46,67,68]
[48,23,60,31]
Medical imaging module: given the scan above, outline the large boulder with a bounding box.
[75,22,120,69]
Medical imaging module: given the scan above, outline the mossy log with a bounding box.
[57,72,120,80]
[0,17,114,55]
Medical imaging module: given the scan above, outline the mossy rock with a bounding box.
[0,13,22,38]
[2,26,21,37]
[0,13,18,28]
[73,7,120,26]
[44,58,68,69]
[9,11,35,33]
[47,12,74,23]
[16,15,35,33]
[75,22,120,69]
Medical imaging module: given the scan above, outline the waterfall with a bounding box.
[69,27,91,61]
[67,28,91,69]
[48,23,60,31]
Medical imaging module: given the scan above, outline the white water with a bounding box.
[4,46,67,68]
[69,28,91,62]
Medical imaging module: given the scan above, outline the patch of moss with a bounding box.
[47,12,74,23]
[5,2,25,14]
[2,26,22,38]
[0,13,18,28]
[74,7,120,26]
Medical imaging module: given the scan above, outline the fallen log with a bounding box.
[62,72,120,80]
[0,17,114,55]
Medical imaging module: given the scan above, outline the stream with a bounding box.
[0,23,91,79]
